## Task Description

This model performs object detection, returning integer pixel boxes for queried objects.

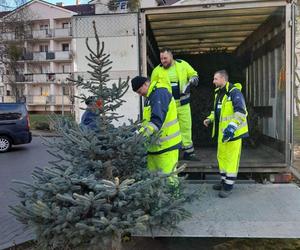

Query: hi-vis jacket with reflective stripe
[207,82,249,141]
[151,59,198,106]
[140,81,182,154]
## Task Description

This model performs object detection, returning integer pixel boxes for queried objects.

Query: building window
[62,64,71,73]
[6,90,10,96]
[62,43,69,51]
[63,86,69,95]
[62,22,69,29]
[40,24,48,30]
[40,24,49,35]
[39,44,49,52]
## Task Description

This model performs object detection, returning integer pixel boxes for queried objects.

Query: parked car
[0,103,32,152]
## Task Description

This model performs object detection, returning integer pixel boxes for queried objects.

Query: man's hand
[203,118,211,127]
[188,76,199,87]
[222,124,237,142]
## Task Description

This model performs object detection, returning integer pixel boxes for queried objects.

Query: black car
[0,103,32,152]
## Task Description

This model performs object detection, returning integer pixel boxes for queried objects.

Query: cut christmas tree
[10,21,198,250]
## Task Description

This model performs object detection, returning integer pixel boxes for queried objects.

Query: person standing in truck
[203,70,249,198]
[151,48,199,161]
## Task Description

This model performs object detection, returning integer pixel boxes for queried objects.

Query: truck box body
[73,0,299,174]
[140,0,297,173]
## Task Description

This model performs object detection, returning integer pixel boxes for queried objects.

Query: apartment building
[0,0,95,113]
[0,0,173,115]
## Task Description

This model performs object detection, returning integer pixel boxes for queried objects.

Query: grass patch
[29,114,74,131]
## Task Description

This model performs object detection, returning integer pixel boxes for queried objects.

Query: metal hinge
[139,28,144,36]
[288,20,294,27]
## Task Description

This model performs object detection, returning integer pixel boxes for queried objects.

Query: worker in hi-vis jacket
[204,70,249,198]
[151,48,199,161]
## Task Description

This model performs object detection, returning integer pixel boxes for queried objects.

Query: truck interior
[142,2,293,174]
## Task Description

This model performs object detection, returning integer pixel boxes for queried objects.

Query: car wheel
[0,136,12,152]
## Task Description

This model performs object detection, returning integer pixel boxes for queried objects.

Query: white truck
[73,0,299,175]
[71,1,300,239]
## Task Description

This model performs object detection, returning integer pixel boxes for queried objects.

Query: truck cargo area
[141,1,294,173]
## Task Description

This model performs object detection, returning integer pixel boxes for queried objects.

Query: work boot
[218,189,233,198]
[183,153,200,161]
[212,183,223,191]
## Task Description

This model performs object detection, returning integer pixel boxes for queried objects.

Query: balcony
[55,51,72,61]
[32,29,52,39]
[27,95,48,105]
[33,52,46,61]
[3,96,16,102]
[26,95,71,105]
[55,73,72,82]
[4,72,72,84]
[1,32,15,41]
[55,95,71,105]
[54,28,71,38]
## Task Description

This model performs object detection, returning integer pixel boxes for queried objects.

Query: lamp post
[61,80,64,116]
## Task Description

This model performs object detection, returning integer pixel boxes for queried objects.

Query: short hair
[214,70,228,81]
[160,47,173,55]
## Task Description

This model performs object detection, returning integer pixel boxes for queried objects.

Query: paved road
[0,137,55,249]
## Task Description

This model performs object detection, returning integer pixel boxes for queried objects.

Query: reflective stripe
[224,179,235,185]
[144,127,152,136]
[171,82,179,87]
[180,93,190,101]
[226,173,237,178]
[229,122,238,128]
[235,112,247,119]
[220,112,246,123]
[182,143,193,150]
[184,147,194,153]
[163,118,178,129]
[148,122,159,132]
[158,130,181,143]
[182,82,191,93]
[220,115,234,122]
[237,122,247,130]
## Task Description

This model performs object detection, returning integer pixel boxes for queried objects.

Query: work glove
[182,76,199,94]
[222,124,237,142]
[188,76,199,87]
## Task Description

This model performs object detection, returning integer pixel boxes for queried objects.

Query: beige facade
[0,0,77,113]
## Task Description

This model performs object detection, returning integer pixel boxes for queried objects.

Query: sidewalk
[31,129,59,137]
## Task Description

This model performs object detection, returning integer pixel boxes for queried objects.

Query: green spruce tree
[10,21,198,250]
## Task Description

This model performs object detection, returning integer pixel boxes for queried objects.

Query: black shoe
[183,153,200,161]
[218,189,233,198]
[212,183,223,191]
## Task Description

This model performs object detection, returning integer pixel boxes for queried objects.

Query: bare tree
[0,0,35,102]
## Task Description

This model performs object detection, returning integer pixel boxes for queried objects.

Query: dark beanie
[131,76,148,92]
[85,96,95,105]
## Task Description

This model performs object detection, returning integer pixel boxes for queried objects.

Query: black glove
[188,76,199,87]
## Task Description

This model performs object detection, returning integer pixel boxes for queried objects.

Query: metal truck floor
[183,145,286,173]
[137,183,300,238]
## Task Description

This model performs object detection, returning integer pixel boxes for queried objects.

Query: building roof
[63,4,95,15]
[0,1,95,19]
[0,11,11,18]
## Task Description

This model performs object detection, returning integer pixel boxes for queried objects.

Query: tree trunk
[111,232,122,250]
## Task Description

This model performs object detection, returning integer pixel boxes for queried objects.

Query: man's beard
[163,62,172,69]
